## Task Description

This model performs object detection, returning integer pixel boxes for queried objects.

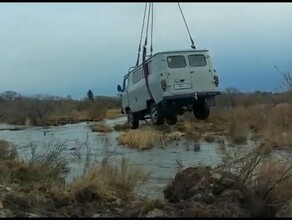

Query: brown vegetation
[91,123,114,133]
[113,122,129,131]
[0,140,148,217]
[0,94,121,126]
[118,128,165,150]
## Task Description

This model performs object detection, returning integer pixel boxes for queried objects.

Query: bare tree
[2,91,18,101]
[29,95,54,124]
[274,65,292,91]
[66,95,72,100]
[225,87,240,108]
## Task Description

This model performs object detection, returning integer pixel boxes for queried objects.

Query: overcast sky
[0,3,292,99]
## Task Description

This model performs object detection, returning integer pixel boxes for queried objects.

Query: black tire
[193,99,210,120]
[149,103,164,125]
[166,115,177,125]
[127,110,139,129]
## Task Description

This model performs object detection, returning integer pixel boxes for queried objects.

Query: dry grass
[106,109,123,119]
[118,128,165,150]
[113,122,129,131]
[0,140,10,160]
[229,119,248,145]
[0,138,151,217]
[0,97,120,126]
[69,157,149,200]
[165,132,184,142]
[176,115,194,132]
[0,140,69,211]
[86,102,107,121]
[172,101,292,151]
[251,159,292,206]
[257,104,292,149]
[91,123,113,133]
[217,144,292,216]
[203,134,216,143]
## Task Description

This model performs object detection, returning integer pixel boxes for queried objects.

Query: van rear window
[188,55,207,67]
[167,56,186,68]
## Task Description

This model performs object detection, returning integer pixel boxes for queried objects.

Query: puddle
[0,117,222,198]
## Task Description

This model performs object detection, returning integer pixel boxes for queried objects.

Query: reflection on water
[0,117,222,198]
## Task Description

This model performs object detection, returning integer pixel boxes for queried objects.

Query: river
[0,117,223,198]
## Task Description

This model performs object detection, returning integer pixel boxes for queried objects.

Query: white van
[117,49,220,129]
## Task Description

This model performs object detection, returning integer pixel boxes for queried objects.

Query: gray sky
[1,3,292,99]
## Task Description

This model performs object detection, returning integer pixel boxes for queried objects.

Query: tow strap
[135,3,196,101]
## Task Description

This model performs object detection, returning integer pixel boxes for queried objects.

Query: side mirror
[117,85,123,92]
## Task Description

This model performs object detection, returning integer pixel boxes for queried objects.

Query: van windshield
[188,55,207,67]
[167,56,186,68]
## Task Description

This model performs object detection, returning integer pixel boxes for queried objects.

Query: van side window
[132,68,142,84]
[188,55,207,67]
[123,76,128,91]
[167,56,186,68]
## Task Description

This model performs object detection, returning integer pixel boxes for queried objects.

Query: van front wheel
[149,103,164,125]
[127,111,139,129]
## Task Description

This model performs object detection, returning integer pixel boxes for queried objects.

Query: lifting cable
[144,2,152,51]
[142,2,154,100]
[150,3,154,56]
[136,3,148,66]
[177,3,196,49]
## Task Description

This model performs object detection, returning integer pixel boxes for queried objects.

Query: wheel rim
[150,106,158,123]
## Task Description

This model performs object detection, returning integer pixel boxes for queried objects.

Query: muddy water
[0,117,222,198]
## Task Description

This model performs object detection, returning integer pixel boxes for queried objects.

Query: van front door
[121,76,130,111]
[165,55,193,94]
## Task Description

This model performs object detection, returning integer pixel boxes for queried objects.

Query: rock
[221,190,243,200]
[25,213,39,218]
[145,209,165,217]
[115,198,122,206]
[222,178,236,188]
[93,214,101,218]
[5,187,12,192]
[212,183,225,195]
[203,193,215,204]
[189,186,199,196]
[192,194,203,202]
[183,207,209,217]
[211,172,222,181]
[74,186,100,202]
[0,209,12,217]
[164,166,211,202]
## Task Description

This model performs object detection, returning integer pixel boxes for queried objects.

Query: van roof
[125,49,210,78]
[154,49,209,56]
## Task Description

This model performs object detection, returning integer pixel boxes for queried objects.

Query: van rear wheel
[166,115,177,125]
[149,103,164,125]
[193,99,210,120]
[127,110,139,129]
